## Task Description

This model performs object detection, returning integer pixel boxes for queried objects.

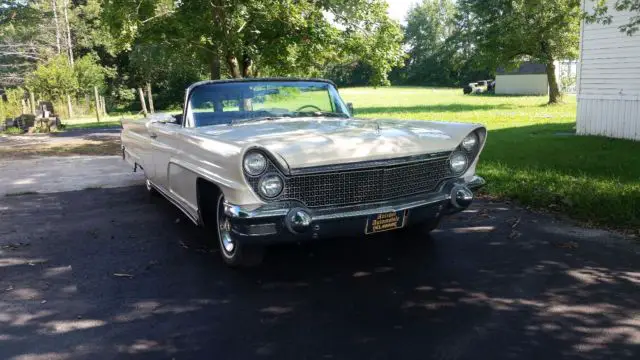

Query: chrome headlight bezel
[243,151,268,176]
[449,151,469,175]
[258,173,284,198]
[461,132,479,152]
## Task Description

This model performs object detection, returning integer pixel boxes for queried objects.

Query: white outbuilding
[577,0,640,141]
[495,63,549,96]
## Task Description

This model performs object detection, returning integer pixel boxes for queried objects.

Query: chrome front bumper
[223,176,485,243]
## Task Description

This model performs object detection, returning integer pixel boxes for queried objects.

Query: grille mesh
[285,157,451,207]
[244,156,452,208]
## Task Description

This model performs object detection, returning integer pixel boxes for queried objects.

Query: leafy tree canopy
[586,0,640,35]
[26,55,78,99]
[74,53,114,94]
[101,0,404,86]
[0,0,58,86]
[404,0,460,85]
[458,0,581,103]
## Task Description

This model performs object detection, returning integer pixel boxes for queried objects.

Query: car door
[147,120,182,191]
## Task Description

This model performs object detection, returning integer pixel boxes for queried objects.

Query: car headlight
[461,132,479,152]
[449,151,468,175]
[259,174,283,198]
[243,152,267,176]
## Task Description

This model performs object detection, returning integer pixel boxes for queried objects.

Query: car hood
[197,118,484,170]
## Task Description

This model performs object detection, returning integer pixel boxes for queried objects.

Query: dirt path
[0,155,144,196]
[0,128,121,160]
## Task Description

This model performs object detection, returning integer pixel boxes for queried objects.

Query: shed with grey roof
[495,62,549,95]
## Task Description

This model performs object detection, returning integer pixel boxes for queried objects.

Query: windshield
[187,80,350,127]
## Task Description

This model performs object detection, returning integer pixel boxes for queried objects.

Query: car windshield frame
[184,80,351,128]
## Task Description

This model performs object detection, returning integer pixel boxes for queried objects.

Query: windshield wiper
[293,111,349,118]
[230,114,295,125]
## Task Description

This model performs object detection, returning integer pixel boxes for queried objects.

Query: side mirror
[347,102,354,116]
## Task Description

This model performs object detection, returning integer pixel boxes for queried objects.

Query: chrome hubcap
[218,208,235,255]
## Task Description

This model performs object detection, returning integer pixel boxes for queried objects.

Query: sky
[386,0,420,23]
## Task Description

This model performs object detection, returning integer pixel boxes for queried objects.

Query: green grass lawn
[341,87,640,230]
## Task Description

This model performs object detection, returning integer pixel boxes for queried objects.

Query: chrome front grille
[282,156,452,208]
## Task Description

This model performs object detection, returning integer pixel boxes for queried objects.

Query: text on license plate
[365,210,408,234]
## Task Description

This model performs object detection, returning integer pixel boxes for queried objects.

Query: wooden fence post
[29,92,36,115]
[66,94,73,119]
[100,96,107,116]
[146,82,155,114]
[93,86,101,123]
[138,87,148,117]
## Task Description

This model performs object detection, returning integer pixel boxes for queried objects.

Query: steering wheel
[295,104,323,112]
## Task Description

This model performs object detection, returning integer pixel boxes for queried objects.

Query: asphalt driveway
[1,186,638,360]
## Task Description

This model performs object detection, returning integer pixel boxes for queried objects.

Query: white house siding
[577,0,640,140]
[495,74,549,95]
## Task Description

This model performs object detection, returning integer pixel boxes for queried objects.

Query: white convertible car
[121,78,487,267]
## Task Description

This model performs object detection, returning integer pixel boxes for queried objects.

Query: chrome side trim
[224,202,289,219]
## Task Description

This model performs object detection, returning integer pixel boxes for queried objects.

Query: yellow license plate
[365,210,408,234]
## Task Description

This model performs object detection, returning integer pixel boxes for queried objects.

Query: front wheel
[215,194,264,267]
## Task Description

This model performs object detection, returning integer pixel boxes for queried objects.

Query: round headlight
[449,152,468,175]
[259,174,283,198]
[461,133,479,152]
[243,152,267,176]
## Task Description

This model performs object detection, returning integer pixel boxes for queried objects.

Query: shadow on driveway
[0,187,638,360]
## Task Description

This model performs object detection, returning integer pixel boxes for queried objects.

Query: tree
[25,55,78,99]
[71,0,118,56]
[128,42,206,107]
[457,0,581,104]
[74,53,112,94]
[404,0,459,85]
[586,0,640,35]
[101,0,404,86]
[0,1,58,86]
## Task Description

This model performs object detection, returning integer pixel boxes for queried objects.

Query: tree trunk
[62,0,74,65]
[242,54,253,78]
[138,87,148,117]
[51,0,61,55]
[227,54,241,78]
[146,83,155,113]
[66,94,73,119]
[94,86,101,122]
[546,61,562,104]
[210,53,221,80]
